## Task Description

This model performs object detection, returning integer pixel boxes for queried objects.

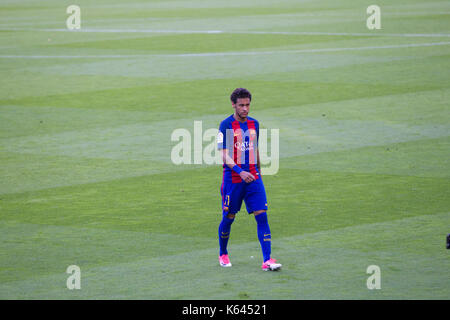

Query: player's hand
[239,171,256,183]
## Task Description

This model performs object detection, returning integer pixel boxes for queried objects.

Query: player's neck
[233,113,247,123]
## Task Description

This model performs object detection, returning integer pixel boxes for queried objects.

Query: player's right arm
[222,149,255,183]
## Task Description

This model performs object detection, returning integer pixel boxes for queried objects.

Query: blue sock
[218,213,234,256]
[255,212,271,262]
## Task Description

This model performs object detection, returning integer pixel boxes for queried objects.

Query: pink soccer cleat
[219,254,232,267]
[261,258,282,271]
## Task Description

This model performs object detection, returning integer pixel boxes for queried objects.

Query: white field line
[2,27,450,38]
[1,41,450,59]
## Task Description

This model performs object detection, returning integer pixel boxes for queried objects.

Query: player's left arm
[256,120,261,174]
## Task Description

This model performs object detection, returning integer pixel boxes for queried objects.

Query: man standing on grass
[216,88,282,271]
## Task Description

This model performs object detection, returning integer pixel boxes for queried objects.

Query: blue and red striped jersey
[217,114,260,183]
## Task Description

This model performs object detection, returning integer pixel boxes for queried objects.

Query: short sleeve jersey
[217,115,260,183]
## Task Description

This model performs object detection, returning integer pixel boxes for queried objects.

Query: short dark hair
[230,88,252,104]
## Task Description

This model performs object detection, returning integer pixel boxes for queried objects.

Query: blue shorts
[220,178,268,214]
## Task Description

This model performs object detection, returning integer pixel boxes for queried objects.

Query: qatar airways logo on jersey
[234,141,254,152]
[171,121,279,175]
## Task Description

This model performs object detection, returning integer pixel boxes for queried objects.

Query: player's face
[233,98,250,120]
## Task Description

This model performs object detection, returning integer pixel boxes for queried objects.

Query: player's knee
[227,213,235,219]
[253,210,266,216]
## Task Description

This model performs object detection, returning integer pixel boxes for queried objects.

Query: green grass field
[0,0,449,299]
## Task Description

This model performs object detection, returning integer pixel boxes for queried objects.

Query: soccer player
[216,88,282,271]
